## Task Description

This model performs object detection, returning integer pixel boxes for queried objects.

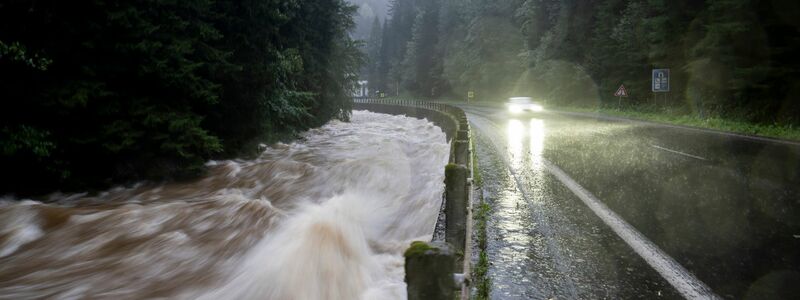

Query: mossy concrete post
[405,241,456,300]
[457,129,469,141]
[445,164,468,257]
[455,126,470,167]
[454,140,469,166]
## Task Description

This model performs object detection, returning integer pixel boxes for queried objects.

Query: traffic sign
[467,91,474,98]
[652,69,670,92]
[614,84,628,97]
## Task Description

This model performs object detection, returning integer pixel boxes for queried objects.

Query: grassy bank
[556,105,800,142]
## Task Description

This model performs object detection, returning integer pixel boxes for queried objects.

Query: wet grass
[473,200,491,300]
[471,139,491,300]
[471,139,482,187]
[557,105,800,141]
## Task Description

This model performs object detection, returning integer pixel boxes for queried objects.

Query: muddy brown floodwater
[0,111,449,300]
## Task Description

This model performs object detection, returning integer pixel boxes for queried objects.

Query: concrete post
[445,164,468,258]
[454,140,469,166]
[457,130,469,141]
[405,241,456,300]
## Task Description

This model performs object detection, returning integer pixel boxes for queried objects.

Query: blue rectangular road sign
[652,69,670,92]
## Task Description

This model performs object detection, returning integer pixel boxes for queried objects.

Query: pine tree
[367,16,383,94]
[0,0,362,195]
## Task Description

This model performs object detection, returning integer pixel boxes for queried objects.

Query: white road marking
[545,162,720,300]
[651,144,708,161]
[467,112,721,300]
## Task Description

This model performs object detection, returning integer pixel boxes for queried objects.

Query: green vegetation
[470,139,491,300]
[0,1,362,195]
[0,40,52,70]
[367,0,800,132]
[473,251,491,300]
[471,141,482,187]
[445,163,462,173]
[404,241,439,257]
[473,201,491,299]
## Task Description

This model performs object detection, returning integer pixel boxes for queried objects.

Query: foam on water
[0,111,449,299]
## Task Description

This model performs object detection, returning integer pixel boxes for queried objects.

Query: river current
[0,111,449,300]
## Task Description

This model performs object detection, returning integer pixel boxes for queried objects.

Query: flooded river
[0,111,449,300]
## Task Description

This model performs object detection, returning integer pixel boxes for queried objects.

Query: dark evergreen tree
[0,0,362,195]
[367,16,383,94]
[364,0,800,123]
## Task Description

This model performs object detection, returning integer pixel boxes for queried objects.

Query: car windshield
[509,97,532,104]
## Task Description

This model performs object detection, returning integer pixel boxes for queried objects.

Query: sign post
[614,84,628,107]
[652,69,670,105]
[467,91,474,102]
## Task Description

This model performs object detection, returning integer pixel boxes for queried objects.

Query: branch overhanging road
[458,102,800,299]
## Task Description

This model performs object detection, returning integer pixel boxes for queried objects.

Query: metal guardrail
[353,98,473,300]
[354,98,464,123]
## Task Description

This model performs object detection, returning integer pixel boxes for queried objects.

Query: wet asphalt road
[460,103,800,299]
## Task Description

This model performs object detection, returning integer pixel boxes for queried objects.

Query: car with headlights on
[506,97,543,113]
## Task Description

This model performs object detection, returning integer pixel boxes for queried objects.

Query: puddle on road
[469,113,681,299]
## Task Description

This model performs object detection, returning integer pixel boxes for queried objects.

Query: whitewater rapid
[0,111,450,299]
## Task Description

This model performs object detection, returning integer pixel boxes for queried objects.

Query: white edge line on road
[543,161,720,300]
[651,144,709,161]
[465,111,720,300]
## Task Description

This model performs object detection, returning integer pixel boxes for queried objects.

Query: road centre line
[467,112,720,300]
[651,144,708,161]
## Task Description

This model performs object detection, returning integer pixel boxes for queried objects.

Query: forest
[0,0,361,195]
[3,0,800,195]
[365,0,800,126]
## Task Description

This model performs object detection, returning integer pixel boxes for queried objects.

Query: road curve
[461,103,800,299]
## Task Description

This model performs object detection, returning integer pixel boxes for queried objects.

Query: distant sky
[346,0,391,40]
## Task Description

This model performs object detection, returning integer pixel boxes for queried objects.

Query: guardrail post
[454,140,469,166]
[456,129,469,141]
[445,164,468,260]
[405,241,455,300]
